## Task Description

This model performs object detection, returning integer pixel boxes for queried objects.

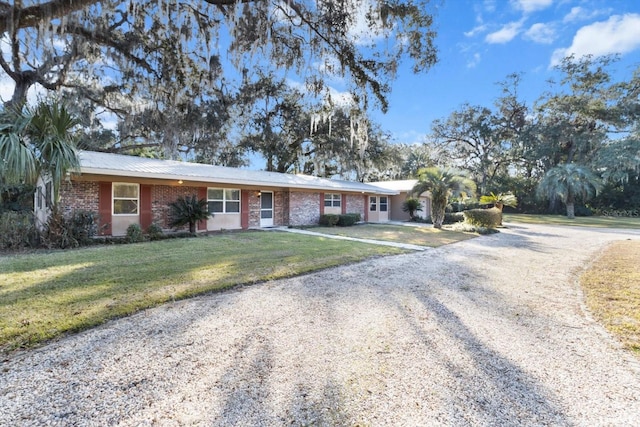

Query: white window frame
[207,187,241,214]
[369,196,377,212]
[112,183,139,216]
[324,193,341,208]
[379,196,388,212]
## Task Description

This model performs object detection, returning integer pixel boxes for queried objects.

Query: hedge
[337,213,361,226]
[319,213,362,227]
[463,207,501,229]
[319,214,340,226]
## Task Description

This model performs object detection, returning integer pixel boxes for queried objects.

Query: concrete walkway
[270,225,431,251]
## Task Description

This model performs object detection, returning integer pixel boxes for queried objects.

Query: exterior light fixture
[178,180,183,184]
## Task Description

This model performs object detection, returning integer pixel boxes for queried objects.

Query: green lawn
[310,223,477,247]
[0,231,406,352]
[580,241,640,356]
[504,213,640,229]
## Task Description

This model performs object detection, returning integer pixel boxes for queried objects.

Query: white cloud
[485,20,524,44]
[551,13,640,66]
[467,52,481,68]
[464,24,488,37]
[562,6,610,23]
[511,0,553,13]
[524,22,556,44]
[483,0,497,13]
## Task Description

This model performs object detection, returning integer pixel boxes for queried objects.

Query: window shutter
[140,185,152,230]
[98,182,112,236]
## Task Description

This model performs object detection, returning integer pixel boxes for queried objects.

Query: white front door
[260,191,274,227]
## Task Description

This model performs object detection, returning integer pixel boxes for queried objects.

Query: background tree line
[426,55,640,215]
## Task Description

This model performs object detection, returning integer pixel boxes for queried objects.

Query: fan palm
[401,197,423,220]
[0,101,80,202]
[479,192,518,225]
[412,167,476,229]
[168,195,212,234]
[537,163,602,219]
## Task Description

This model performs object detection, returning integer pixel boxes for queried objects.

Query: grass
[0,231,406,353]
[504,213,640,229]
[309,223,477,247]
[580,240,640,356]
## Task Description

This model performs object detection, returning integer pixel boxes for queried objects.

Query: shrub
[449,222,500,235]
[402,198,423,219]
[40,209,98,249]
[42,208,77,249]
[0,211,39,250]
[443,212,465,224]
[574,205,593,217]
[168,194,211,233]
[146,223,164,240]
[337,213,361,226]
[68,210,98,246]
[125,223,144,243]
[319,214,339,226]
[463,208,501,229]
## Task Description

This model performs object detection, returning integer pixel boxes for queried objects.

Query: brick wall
[58,181,100,217]
[151,185,202,230]
[345,194,365,219]
[289,191,321,226]
[248,191,261,228]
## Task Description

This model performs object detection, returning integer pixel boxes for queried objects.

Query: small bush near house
[0,211,38,250]
[319,214,340,226]
[41,209,99,249]
[444,212,465,224]
[42,209,76,249]
[402,198,423,219]
[126,223,144,243]
[68,210,99,246]
[168,195,211,234]
[463,208,502,229]
[146,223,164,240]
[337,213,361,226]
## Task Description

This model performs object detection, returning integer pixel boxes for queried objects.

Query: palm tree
[411,167,476,229]
[0,101,80,202]
[537,163,602,219]
[168,195,212,234]
[401,197,423,220]
[479,192,518,225]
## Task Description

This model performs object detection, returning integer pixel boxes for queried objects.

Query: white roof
[367,180,418,192]
[78,151,397,195]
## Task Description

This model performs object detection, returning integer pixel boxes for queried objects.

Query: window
[207,188,240,213]
[113,183,139,215]
[45,181,52,208]
[36,186,43,209]
[380,196,388,212]
[324,193,341,208]
[369,196,377,212]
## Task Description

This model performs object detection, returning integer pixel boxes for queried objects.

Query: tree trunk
[566,203,575,219]
[496,202,504,225]
[189,221,196,233]
[431,199,446,229]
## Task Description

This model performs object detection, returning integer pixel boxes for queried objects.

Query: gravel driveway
[2,223,640,426]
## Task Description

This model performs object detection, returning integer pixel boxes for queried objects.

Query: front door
[260,191,274,227]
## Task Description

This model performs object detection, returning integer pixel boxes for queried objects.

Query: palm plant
[168,195,212,233]
[412,167,476,229]
[479,192,518,225]
[0,101,80,202]
[537,163,602,219]
[401,197,423,220]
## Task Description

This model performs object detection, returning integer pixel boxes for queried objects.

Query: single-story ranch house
[36,151,403,236]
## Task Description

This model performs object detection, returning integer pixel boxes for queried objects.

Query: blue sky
[372,0,640,144]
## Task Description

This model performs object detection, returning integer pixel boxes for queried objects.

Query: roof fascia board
[79,166,397,195]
